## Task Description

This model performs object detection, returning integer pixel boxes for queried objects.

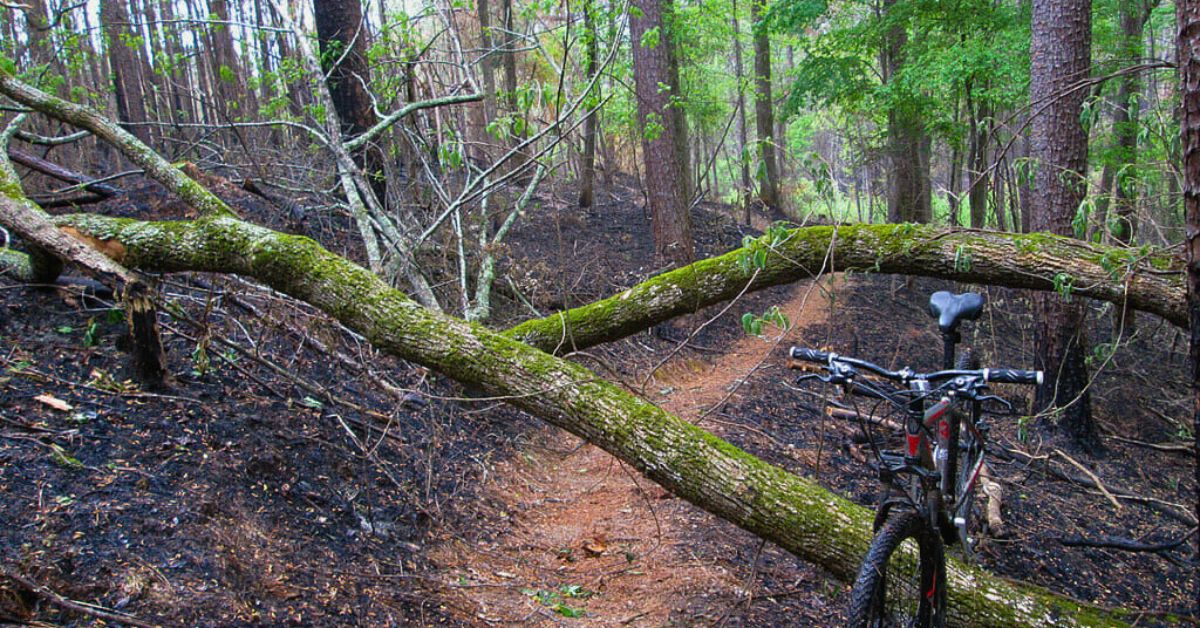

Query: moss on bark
[504,224,1184,353]
[50,212,1147,626]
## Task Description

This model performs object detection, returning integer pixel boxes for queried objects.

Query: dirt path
[431,276,841,624]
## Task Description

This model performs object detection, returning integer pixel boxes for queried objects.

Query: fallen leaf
[35,394,73,412]
[582,535,607,556]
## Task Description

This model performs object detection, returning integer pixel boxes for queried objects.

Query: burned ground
[0,172,1194,625]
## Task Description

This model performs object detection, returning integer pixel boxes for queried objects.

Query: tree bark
[505,224,1185,354]
[313,0,387,203]
[1030,0,1096,449]
[732,0,752,224]
[630,0,694,267]
[1175,0,1200,614]
[38,207,1141,627]
[664,4,692,203]
[751,0,780,211]
[578,0,600,209]
[100,0,151,146]
[967,83,992,229]
[881,0,931,223]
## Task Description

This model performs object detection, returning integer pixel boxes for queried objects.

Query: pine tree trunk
[1030,0,1096,449]
[1176,0,1200,614]
[100,0,151,146]
[578,0,599,208]
[732,0,752,224]
[750,0,780,210]
[881,0,931,223]
[630,0,694,267]
[664,2,692,203]
[313,0,386,203]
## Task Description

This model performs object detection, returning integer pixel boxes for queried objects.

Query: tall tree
[1106,0,1154,337]
[751,0,781,210]
[664,4,692,201]
[1110,0,1153,246]
[1029,0,1095,449]
[100,0,151,146]
[313,0,385,201]
[1177,0,1200,613]
[732,0,752,223]
[881,0,931,223]
[630,0,694,267]
[578,0,600,208]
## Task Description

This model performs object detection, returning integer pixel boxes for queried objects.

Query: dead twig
[1054,449,1121,511]
[999,445,1196,525]
[1105,433,1194,455]
[2,570,155,627]
[1057,526,1197,554]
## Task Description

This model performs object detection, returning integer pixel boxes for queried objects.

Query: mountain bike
[788,291,1042,627]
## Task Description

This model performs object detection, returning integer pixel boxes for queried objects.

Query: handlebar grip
[985,368,1043,385]
[789,347,832,363]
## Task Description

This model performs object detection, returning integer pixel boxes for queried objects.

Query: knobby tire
[848,510,947,628]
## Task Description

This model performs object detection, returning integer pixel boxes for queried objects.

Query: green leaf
[49,443,83,469]
[551,603,585,618]
[741,312,756,334]
[640,26,660,49]
[752,248,768,269]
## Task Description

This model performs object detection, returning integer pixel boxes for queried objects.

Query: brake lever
[976,394,1015,414]
[796,372,844,385]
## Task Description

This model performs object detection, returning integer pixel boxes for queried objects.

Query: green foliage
[49,443,83,469]
[521,587,588,617]
[82,318,100,348]
[1052,272,1075,302]
[741,305,791,336]
[1073,198,1093,239]
[1085,341,1116,369]
[191,342,211,378]
[953,244,972,273]
[640,26,661,49]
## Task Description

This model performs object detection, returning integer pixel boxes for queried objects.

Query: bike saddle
[928,291,984,333]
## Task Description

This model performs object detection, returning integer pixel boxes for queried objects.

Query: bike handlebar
[788,346,1042,386]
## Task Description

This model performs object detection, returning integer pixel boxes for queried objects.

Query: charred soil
[0,172,1194,625]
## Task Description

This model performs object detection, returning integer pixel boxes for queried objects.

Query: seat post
[941,329,960,371]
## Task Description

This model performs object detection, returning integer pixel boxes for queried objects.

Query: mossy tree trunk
[0,63,1177,624]
[505,225,1185,355]
[0,172,168,387]
[14,206,1150,626]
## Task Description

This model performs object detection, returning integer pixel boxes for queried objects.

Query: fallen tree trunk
[7,148,122,197]
[0,62,1168,625]
[505,225,1185,353]
[0,130,167,386]
[0,70,234,220]
[39,210,1136,626]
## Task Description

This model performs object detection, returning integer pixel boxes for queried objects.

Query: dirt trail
[432,276,842,624]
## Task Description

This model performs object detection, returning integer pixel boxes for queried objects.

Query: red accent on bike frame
[926,570,938,600]
[938,419,950,440]
[906,433,920,457]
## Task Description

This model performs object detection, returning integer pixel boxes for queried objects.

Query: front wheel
[849,510,947,628]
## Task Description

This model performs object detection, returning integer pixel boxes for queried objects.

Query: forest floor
[0,171,1195,625]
